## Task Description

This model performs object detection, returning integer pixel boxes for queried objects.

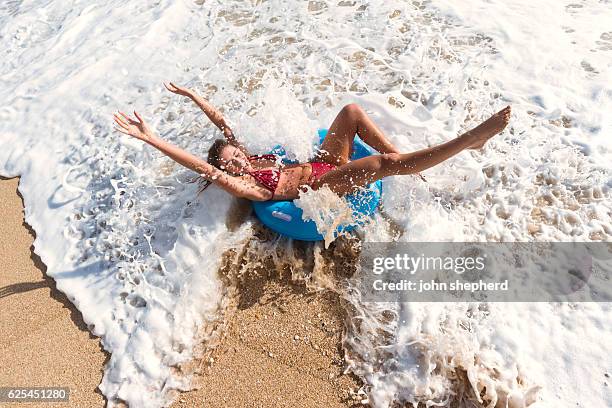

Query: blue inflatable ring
[251,129,383,241]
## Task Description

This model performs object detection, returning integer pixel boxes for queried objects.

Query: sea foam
[1,0,610,407]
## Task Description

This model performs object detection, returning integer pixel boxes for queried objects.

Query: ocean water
[1,0,610,407]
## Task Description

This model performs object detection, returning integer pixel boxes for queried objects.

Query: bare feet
[465,106,511,149]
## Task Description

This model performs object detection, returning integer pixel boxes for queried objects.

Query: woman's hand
[113,111,155,142]
[163,82,193,98]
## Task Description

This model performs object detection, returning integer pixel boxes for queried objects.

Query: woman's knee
[380,153,401,166]
[341,103,363,119]
[361,154,397,174]
[378,153,402,173]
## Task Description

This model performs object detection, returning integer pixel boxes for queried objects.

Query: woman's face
[218,145,251,174]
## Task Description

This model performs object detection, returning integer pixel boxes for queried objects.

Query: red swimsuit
[247,154,336,195]
[247,154,281,193]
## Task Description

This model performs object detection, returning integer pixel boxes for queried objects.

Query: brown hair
[193,139,231,194]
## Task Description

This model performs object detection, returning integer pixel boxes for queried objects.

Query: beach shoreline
[0,176,108,407]
[1,176,362,408]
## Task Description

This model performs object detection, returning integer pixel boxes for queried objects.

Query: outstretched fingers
[113,114,130,131]
[164,82,181,93]
[133,110,144,123]
[113,116,129,135]
[119,111,138,125]
[113,112,136,136]
[113,113,127,126]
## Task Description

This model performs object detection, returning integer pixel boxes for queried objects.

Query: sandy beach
[172,276,363,408]
[0,177,107,407]
[1,177,362,407]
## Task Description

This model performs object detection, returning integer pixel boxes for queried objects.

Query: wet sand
[172,273,364,408]
[0,177,107,407]
[1,176,362,408]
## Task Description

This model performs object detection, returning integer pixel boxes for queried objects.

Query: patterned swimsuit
[247,154,336,195]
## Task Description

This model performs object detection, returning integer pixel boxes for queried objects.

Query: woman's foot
[465,106,511,149]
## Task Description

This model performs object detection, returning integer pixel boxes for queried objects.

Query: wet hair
[193,139,231,194]
[207,139,230,169]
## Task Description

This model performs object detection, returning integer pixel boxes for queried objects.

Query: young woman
[113,82,511,201]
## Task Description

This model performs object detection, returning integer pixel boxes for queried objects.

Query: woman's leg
[311,106,511,195]
[316,103,401,165]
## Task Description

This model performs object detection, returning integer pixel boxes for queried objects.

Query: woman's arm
[163,82,250,155]
[148,135,271,200]
[113,110,271,201]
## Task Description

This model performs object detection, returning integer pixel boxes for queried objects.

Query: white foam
[1,0,610,406]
